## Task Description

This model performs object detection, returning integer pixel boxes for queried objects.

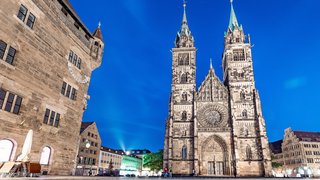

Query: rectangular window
[61,7,68,16]
[74,22,80,29]
[77,58,81,69]
[0,40,7,59]
[4,93,14,112]
[13,96,22,114]
[17,5,28,22]
[71,88,76,100]
[54,113,60,127]
[73,54,78,66]
[68,51,73,62]
[26,13,36,29]
[0,89,6,109]
[5,47,16,65]
[43,109,50,124]
[61,82,67,95]
[66,85,71,97]
[49,111,55,126]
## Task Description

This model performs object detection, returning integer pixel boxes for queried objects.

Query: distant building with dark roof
[76,122,101,176]
[98,146,124,175]
[270,128,320,177]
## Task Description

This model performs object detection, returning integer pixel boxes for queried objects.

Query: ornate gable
[197,68,228,102]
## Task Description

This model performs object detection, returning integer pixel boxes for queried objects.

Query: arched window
[246,145,252,160]
[178,59,184,65]
[240,91,245,100]
[181,145,187,160]
[242,110,248,118]
[0,139,14,162]
[184,59,189,65]
[182,92,187,102]
[181,111,187,120]
[40,146,51,165]
[180,73,188,84]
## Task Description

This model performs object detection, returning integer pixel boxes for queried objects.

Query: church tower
[163,1,196,175]
[222,0,272,176]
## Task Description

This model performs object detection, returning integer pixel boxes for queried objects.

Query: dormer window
[74,22,80,29]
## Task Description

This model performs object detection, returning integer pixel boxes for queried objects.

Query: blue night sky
[69,0,320,152]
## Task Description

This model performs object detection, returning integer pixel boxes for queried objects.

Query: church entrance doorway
[201,135,230,176]
[208,161,224,176]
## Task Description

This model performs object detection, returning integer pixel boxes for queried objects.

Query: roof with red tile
[293,131,320,142]
[93,27,103,41]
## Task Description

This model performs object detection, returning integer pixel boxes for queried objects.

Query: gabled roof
[293,131,320,142]
[197,66,227,101]
[269,140,283,154]
[80,122,94,134]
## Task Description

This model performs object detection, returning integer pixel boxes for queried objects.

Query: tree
[143,150,163,171]
[272,162,283,168]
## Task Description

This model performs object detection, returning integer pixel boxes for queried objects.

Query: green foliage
[142,149,163,171]
[272,162,283,168]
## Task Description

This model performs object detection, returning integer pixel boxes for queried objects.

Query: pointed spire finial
[210,58,213,69]
[98,21,101,28]
[182,0,187,24]
[228,0,239,31]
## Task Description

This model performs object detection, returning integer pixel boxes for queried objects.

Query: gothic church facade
[163,2,272,177]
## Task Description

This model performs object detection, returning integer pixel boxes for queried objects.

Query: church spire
[210,58,213,69]
[228,0,239,31]
[182,0,188,29]
[175,0,194,48]
[93,21,103,41]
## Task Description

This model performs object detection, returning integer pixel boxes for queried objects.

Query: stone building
[98,146,123,175]
[76,122,101,176]
[270,128,320,177]
[0,0,104,175]
[163,1,271,177]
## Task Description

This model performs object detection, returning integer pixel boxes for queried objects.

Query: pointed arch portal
[200,135,231,176]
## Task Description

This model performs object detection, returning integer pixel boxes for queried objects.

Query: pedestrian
[89,169,92,176]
